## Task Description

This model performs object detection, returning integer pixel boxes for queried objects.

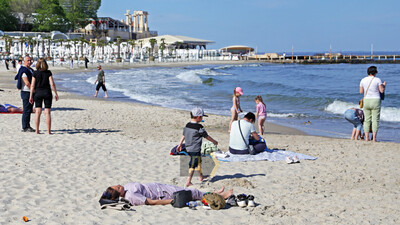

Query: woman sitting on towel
[100,182,233,206]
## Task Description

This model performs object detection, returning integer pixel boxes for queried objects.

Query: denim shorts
[344,109,363,131]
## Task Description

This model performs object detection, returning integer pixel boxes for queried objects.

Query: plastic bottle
[186,201,197,209]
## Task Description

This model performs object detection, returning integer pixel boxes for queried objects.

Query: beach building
[220,45,255,60]
[137,35,214,50]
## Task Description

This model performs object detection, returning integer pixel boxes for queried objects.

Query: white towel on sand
[216,149,317,162]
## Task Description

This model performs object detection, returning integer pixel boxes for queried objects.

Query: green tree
[159,38,166,58]
[59,0,101,30]
[33,0,69,32]
[0,0,18,30]
[9,0,40,30]
[149,38,157,57]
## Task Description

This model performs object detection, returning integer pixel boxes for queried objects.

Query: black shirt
[33,70,52,92]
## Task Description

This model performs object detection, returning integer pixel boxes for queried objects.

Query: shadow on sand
[210,173,266,182]
[54,128,121,134]
[52,107,85,111]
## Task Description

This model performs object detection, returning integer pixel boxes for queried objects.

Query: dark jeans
[229,142,266,155]
[21,91,33,129]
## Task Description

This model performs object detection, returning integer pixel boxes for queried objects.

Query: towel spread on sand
[216,149,317,162]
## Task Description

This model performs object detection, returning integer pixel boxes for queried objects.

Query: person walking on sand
[177,107,218,187]
[255,95,267,135]
[84,56,89,69]
[229,87,243,132]
[29,58,59,134]
[94,65,108,98]
[359,66,386,142]
[15,56,35,132]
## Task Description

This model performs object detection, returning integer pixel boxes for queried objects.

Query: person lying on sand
[0,104,36,113]
[100,181,233,206]
[0,104,23,113]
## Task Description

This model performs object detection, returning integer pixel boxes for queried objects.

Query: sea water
[56,62,400,143]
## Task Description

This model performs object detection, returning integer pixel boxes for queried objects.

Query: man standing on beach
[93,65,108,98]
[15,56,35,132]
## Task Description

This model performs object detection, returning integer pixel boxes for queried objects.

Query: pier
[248,54,400,64]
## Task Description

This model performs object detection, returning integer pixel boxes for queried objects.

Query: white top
[21,74,30,92]
[360,76,382,99]
[229,120,256,150]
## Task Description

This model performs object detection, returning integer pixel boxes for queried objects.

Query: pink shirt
[256,103,266,117]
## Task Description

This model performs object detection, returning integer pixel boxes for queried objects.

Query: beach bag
[171,190,192,208]
[359,99,364,108]
[201,193,226,210]
[201,141,219,155]
[170,144,187,155]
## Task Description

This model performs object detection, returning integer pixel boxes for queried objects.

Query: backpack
[170,144,187,155]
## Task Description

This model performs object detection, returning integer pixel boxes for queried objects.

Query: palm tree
[149,38,157,57]
[27,36,34,56]
[90,42,96,58]
[72,38,79,58]
[116,36,122,61]
[79,36,88,58]
[42,36,52,58]
[159,38,166,58]
[19,36,28,56]
[2,35,11,54]
[97,39,106,59]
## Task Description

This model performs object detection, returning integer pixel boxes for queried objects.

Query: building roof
[138,35,214,45]
[220,45,254,51]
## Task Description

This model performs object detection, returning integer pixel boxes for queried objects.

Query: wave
[176,70,203,84]
[216,64,262,70]
[325,100,400,122]
[268,112,306,118]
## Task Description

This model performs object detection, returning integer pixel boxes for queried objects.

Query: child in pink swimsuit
[255,95,266,135]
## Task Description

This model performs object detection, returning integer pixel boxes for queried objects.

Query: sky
[98,0,400,53]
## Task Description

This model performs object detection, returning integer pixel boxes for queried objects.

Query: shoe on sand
[292,156,300,163]
[226,195,237,206]
[286,156,294,164]
[237,194,247,207]
[247,195,255,207]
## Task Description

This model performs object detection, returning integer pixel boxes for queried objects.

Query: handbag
[238,120,256,155]
[360,77,374,108]
[170,190,192,208]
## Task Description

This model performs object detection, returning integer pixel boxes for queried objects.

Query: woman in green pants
[359,66,386,142]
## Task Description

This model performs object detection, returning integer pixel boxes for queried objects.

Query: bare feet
[93,95,97,98]
[220,189,234,199]
[215,186,225,194]
[185,182,193,187]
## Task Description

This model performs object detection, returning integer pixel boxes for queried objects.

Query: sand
[0,62,399,224]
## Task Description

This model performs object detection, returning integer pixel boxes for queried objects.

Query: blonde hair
[36,58,49,72]
[254,95,265,106]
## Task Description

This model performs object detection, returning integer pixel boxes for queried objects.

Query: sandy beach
[0,62,399,225]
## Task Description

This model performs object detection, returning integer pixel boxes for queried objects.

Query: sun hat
[191,107,208,117]
[235,87,244,95]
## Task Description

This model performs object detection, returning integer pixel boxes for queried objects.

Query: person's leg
[34,108,42,134]
[370,99,381,142]
[44,108,51,134]
[228,108,238,132]
[102,84,108,98]
[21,91,33,130]
[351,128,357,140]
[94,83,100,97]
[363,100,372,141]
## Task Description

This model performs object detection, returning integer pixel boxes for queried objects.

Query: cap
[191,107,208,117]
[235,87,244,95]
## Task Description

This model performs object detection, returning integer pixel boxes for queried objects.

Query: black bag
[171,190,192,208]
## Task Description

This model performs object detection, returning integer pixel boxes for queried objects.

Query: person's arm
[251,131,260,141]
[232,96,238,112]
[237,98,242,112]
[22,75,31,90]
[205,135,218,146]
[49,76,59,101]
[379,81,386,93]
[145,198,173,205]
[177,135,185,152]
[256,104,260,118]
[359,86,364,94]
[29,77,36,104]
[102,73,105,83]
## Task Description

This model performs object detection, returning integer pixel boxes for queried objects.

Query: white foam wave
[325,100,400,122]
[268,112,305,118]
[176,71,203,84]
[197,68,231,76]
[216,64,262,70]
